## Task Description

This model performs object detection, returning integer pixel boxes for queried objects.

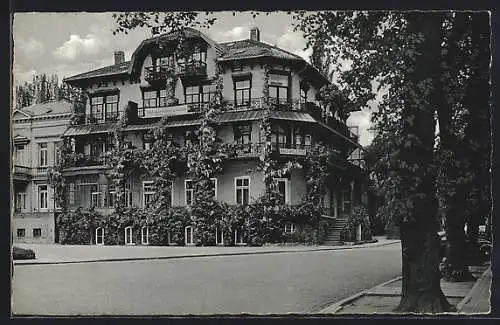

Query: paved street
[12,244,401,315]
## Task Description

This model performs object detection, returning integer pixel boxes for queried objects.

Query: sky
[12,11,374,146]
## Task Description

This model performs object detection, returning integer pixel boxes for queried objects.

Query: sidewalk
[13,236,399,265]
[318,263,491,315]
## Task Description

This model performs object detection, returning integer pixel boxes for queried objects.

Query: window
[271,125,288,149]
[33,228,42,238]
[143,181,155,207]
[185,84,215,107]
[234,124,252,153]
[234,227,245,244]
[300,87,308,104]
[269,72,289,104]
[69,183,75,206]
[141,226,149,245]
[143,89,167,108]
[342,189,351,213]
[234,78,251,107]
[294,131,312,149]
[15,145,25,165]
[210,178,217,199]
[185,179,194,206]
[15,192,27,212]
[38,185,48,209]
[95,227,104,245]
[284,222,297,234]
[185,226,194,245]
[90,185,102,208]
[215,227,224,245]
[155,56,174,67]
[90,94,119,122]
[39,143,48,167]
[17,229,25,238]
[125,226,133,245]
[275,178,288,205]
[107,186,116,208]
[235,177,250,205]
[125,181,133,207]
[178,48,207,66]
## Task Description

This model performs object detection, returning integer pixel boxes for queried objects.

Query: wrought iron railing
[86,114,119,124]
[144,64,175,83]
[137,103,203,118]
[223,97,304,112]
[177,60,207,76]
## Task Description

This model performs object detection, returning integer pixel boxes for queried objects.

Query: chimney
[250,27,260,42]
[114,51,125,65]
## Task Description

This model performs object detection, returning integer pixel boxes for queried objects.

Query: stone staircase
[322,217,349,246]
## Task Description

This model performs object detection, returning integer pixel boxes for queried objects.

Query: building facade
[61,27,367,245]
[12,100,73,243]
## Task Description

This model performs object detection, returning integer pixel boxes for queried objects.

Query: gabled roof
[13,100,73,118]
[219,39,304,62]
[63,61,131,83]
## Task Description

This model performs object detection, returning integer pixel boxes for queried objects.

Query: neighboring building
[12,100,73,243]
[62,27,367,245]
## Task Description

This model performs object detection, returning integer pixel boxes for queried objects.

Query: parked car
[13,246,36,260]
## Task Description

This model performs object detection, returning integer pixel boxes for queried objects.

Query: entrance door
[95,227,104,245]
[125,226,133,245]
[185,226,193,245]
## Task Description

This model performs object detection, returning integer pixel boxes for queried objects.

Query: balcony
[275,143,311,156]
[137,103,203,118]
[87,114,119,125]
[177,60,207,78]
[35,166,49,174]
[234,143,264,158]
[13,165,31,181]
[223,97,304,112]
[144,64,175,85]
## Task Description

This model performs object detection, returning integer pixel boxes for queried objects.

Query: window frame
[124,226,134,245]
[95,227,105,245]
[184,226,194,245]
[125,181,133,207]
[268,71,290,104]
[284,222,297,234]
[90,92,120,122]
[185,179,194,206]
[33,228,42,238]
[90,186,102,208]
[38,184,48,210]
[15,144,25,165]
[142,181,155,207]
[17,228,25,238]
[184,83,216,107]
[141,226,150,245]
[16,192,27,212]
[142,88,167,108]
[234,227,245,245]
[234,123,252,153]
[215,227,224,245]
[275,178,289,205]
[341,189,351,213]
[233,77,252,107]
[234,176,250,205]
[38,143,48,167]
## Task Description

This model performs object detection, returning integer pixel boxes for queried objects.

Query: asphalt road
[12,244,401,315]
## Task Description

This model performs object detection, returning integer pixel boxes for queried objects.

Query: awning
[63,123,118,137]
[268,111,316,123]
[217,110,266,123]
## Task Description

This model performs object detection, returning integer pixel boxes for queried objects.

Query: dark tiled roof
[17,100,73,117]
[63,123,118,137]
[63,61,131,82]
[219,39,304,62]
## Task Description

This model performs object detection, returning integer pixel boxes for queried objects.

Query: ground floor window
[96,227,104,245]
[284,222,297,234]
[235,176,250,205]
[275,178,288,205]
[234,227,245,245]
[125,226,133,245]
[185,226,194,245]
[17,228,25,238]
[141,226,149,245]
[215,227,224,245]
[341,189,351,214]
[33,228,42,238]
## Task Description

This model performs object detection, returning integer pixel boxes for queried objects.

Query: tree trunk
[395,13,454,313]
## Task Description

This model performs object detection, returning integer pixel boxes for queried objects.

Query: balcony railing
[223,97,304,112]
[137,103,203,118]
[87,114,119,124]
[144,64,175,84]
[276,144,311,156]
[36,166,49,174]
[234,143,265,158]
[14,165,31,175]
[177,60,207,77]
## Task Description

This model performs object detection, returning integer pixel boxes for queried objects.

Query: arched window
[185,226,194,245]
[95,227,104,245]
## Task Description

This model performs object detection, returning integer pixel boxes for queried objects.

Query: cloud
[347,110,374,147]
[53,33,104,61]
[219,26,247,41]
[15,37,44,58]
[277,29,304,51]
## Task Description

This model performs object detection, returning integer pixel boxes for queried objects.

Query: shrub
[340,206,372,242]
[13,246,36,260]
[57,208,93,245]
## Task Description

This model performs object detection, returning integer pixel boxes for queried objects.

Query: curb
[456,266,491,313]
[14,240,400,266]
[317,276,403,314]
